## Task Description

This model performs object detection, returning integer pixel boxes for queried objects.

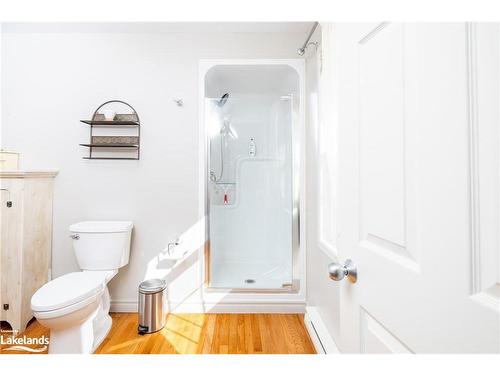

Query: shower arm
[297,22,319,56]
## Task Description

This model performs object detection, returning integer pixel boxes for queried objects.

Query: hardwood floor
[1,313,316,354]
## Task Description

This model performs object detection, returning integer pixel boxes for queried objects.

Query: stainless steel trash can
[138,279,167,335]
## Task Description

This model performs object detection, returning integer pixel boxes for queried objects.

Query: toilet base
[44,286,113,354]
[92,314,112,352]
[49,309,98,354]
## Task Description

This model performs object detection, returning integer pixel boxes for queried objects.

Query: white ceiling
[2,22,315,34]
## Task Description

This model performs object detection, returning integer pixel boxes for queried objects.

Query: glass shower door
[207,95,293,289]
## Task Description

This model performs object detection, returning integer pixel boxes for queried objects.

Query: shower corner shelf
[79,100,141,160]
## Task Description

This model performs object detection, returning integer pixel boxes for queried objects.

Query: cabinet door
[20,178,53,329]
[0,178,24,332]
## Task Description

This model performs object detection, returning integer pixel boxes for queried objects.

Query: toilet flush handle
[70,233,80,240]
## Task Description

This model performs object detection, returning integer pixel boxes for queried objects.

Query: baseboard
[110,300,306,314]
[110,300,139,313]
[304,306,340,354]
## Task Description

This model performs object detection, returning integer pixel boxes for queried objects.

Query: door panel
[333,23,499,353]
[359,23,406,251]
[360,309,412,354]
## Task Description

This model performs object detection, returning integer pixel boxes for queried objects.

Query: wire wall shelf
[79,100,140,160]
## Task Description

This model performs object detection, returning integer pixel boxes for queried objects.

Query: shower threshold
[208,260,296,292]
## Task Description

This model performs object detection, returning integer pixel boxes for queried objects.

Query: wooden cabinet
[0,171,57,333]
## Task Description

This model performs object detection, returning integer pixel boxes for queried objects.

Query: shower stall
[200,60,304,293]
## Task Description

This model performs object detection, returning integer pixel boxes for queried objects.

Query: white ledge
[0,170,59,178]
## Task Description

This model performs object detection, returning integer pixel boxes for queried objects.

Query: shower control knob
[328,259,357,283]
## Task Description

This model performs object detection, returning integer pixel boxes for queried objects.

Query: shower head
[297,47,306,56]
[217,93,229,107]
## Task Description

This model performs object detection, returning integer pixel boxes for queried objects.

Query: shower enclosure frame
[198,59,306,310]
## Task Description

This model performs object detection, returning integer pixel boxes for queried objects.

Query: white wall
[1,26,302,310]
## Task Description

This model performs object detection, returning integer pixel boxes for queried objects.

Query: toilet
[31,221,133,354]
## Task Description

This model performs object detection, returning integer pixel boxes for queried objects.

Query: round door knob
[328,262,345,281]
[328,259,357,283]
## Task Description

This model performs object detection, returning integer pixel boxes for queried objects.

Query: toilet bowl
[31,221,133,354]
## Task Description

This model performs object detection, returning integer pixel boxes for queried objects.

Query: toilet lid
[31,272,105,312]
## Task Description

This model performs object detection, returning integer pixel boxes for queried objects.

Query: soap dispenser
[249,138,256,157]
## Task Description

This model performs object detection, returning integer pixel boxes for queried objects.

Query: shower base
[209,260,292,290]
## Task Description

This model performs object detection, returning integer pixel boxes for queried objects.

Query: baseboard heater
[304,306,340,354]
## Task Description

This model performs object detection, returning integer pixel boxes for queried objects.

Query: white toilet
[31,221,133,354]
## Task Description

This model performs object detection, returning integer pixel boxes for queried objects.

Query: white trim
[304,306,340,354]
[304,314,326,354]
[0,170,58,178]
[110,299,306,314]
[466,22,482,295]
[110,300,139,313]
[316,24,339,262]
[201,291,306,304]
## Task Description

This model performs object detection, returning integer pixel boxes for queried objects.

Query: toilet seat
[33,292,103,320]
[31,272,105,313]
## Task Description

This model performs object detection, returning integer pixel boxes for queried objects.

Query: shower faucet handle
[167,239,180,255]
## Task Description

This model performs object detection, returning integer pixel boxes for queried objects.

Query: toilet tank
[70,221,133,271]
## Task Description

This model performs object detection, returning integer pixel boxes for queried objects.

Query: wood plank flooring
[1,313,316,354]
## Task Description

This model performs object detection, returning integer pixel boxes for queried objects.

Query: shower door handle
[328,259,357,283]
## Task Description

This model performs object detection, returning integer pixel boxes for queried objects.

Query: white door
[329,23,500,353]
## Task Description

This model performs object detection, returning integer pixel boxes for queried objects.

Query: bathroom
[0,22,315,354]
[1,3,500,369]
